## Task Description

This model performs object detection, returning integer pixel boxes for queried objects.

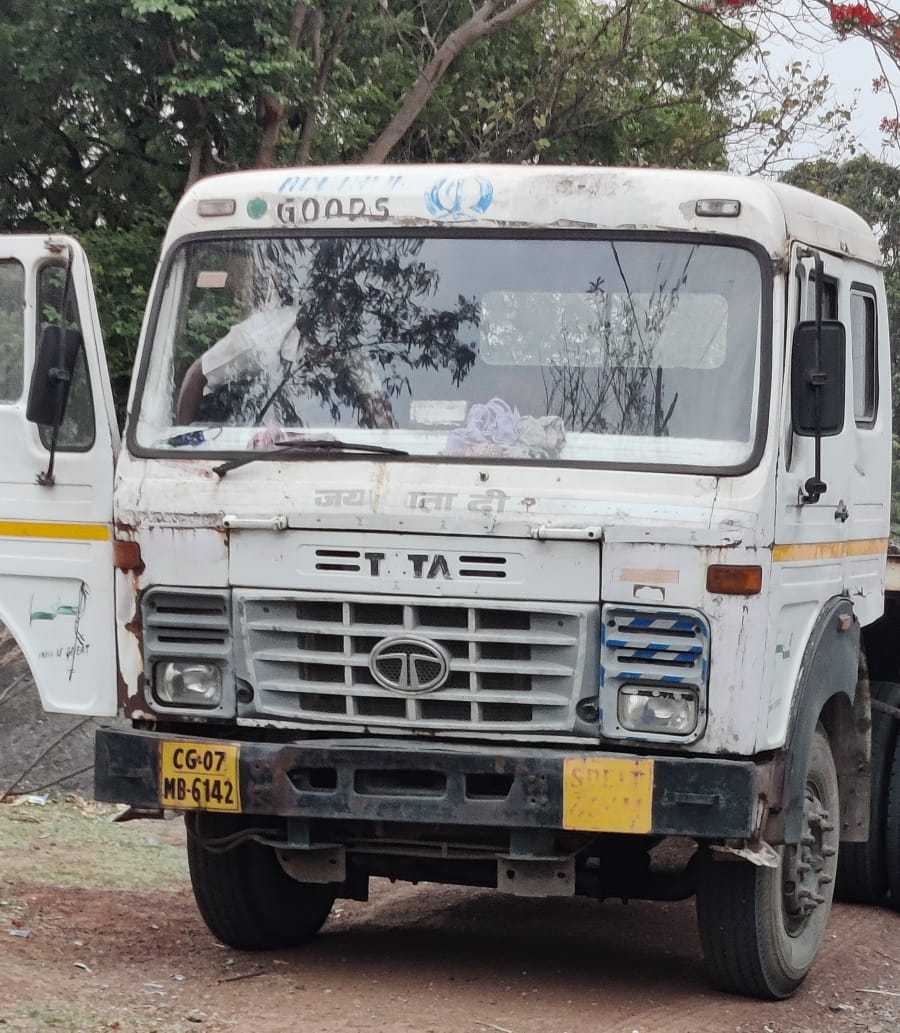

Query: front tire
[186,814,336,950]
[696,727,839,999]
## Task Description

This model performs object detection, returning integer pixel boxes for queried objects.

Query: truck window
[134,235,766,473]
[802,274,838,321]
[0,260,25,401]
[36,263,96,450]
[849,287,876,424]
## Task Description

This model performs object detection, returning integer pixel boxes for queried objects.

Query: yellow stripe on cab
[773,538,888,563]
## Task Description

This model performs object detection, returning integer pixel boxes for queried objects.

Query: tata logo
[364,552,452,579]
[369,636,451,694]
[425,177,494,222]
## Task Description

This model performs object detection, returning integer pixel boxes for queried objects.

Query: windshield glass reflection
[135,235,763,468]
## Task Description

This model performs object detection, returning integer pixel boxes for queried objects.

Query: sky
[808,30,899,157]
[730,2,900,171]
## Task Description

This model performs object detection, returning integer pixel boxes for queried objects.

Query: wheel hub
[782,784,837,932]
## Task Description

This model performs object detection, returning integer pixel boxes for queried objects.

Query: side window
[804,274,838,320]
[37,264,95,450]
[849,287,877,424]
[0,261,25,401]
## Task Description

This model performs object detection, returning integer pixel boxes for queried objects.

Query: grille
[141,588,234,718]
[237,592,590,732]
[600,606,709,691]
[143,589,231,655]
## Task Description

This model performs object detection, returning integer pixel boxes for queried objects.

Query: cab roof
[167,164,882,267]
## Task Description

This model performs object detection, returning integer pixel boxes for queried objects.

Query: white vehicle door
[777,246,853,547]
[0,236,119,715]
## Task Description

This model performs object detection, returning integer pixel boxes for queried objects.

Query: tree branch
[363,0,545,164]
[256,2,312,168]
[295,3,354,165]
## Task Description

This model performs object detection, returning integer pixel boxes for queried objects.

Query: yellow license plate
[160,741,241,812]
[562,757,654,833]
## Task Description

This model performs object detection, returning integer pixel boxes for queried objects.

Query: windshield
[133,234,765,469]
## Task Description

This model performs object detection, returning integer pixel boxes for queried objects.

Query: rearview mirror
[26,325,83,427]
[790,320,845,437]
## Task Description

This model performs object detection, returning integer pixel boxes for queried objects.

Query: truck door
[777,246,853,548]
[776,245,890,627]
[0,236,119,715]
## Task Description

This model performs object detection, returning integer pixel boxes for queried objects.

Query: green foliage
[358,0,752,168]
[0,0,798,416]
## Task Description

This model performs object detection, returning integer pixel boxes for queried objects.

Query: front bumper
[95,726,763,840]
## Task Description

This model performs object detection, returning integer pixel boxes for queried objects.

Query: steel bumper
[95,726,762,839]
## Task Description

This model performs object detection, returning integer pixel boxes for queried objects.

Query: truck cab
[2,165,896,1000]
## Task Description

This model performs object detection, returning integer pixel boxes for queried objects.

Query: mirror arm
[797,247,827,505]
[36,246,75,487]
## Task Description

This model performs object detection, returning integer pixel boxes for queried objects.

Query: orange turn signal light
[706,564,762,595]
[114,540,144,572]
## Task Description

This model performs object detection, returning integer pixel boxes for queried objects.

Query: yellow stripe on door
[0,520,111,542]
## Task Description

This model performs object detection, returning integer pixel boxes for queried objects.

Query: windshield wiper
[214,438,410,478]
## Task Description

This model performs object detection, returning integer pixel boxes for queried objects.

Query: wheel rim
[781,778,838,937]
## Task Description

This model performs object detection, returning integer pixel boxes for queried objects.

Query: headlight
[154,662,222,708]
[600,605,709,743]
[617,685,698,736]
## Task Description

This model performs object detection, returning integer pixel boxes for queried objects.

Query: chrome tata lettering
[364,552,452,579]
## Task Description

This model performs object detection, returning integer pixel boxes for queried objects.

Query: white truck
[1,165,898,1000]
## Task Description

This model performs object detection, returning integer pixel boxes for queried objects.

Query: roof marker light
[197,199,237,217]
[695,198,741,218]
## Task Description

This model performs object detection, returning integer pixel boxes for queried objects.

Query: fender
[780,595,862,844]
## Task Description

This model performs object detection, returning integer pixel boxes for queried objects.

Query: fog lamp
[618,686,698,736]
[154,662,222,708]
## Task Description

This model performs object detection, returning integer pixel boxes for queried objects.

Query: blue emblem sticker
[425,178,494,222]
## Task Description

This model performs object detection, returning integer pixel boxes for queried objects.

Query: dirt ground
[0,625,99,800]
[0,800,898,1033]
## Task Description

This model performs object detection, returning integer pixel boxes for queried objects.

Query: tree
[0,0,863,417]
[369,0,756,166]
[363,1,545,161]
[376,0,832,169]
[701,0,900,151]
[2,0,834,209]
[0,1,183,230]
